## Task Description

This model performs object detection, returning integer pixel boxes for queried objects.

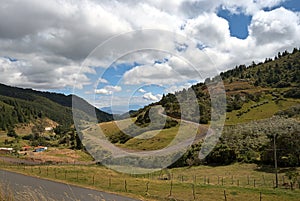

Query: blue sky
[217,10,252,39]
[1,0,300,113]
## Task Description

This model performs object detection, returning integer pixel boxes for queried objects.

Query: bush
[108,131,132,144]
[284,88,300,98]
[275,81,291,88]
[205,144,237,165]
[7,128,18,138]
[22,134,33,140]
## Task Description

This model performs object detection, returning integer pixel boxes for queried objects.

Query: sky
[0,0,300,113]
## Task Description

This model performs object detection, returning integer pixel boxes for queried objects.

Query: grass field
[1,162,299,201]
[225,95,299,125]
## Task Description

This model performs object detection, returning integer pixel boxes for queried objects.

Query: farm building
[0,147,13,154]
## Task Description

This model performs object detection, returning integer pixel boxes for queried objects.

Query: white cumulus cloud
[138,88,146,93]
[143,92,162,102]
[95,85,122,95]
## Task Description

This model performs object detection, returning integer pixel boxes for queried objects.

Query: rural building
[0,147,13,154]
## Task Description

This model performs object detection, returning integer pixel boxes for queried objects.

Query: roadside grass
[1,162,299,201]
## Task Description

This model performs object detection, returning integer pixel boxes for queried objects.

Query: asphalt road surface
[0,169,140,201]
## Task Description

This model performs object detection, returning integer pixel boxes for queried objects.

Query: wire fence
[0,161,300,201]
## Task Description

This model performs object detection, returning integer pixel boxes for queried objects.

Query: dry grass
[1,162,300,201]
[19,148,94,163]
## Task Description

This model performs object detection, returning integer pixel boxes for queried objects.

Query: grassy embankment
[1,161,300,201]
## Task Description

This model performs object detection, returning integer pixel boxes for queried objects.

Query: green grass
[225,95,299,125]
[1,162,299,201]
[99,118,136,138]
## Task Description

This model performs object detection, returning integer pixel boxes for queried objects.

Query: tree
[205,144,237,165]
[7,127,18,138]
[292,47,298,54]
[261,117,300,167]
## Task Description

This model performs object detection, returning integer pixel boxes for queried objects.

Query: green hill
[103,48,300,168]
[0,84,113,130]
[131,48,300,126]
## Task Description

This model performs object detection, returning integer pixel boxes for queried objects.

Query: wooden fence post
[169,181,173,196]
[192,184,195,200]
[146,181,149,194]
[109,175,111,188]
[124,179,127,192]
[260,192,262,201]
[224,190,227,201]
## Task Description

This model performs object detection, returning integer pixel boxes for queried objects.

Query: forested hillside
[120,48,300,168]
[0,84,113,130]
[148,48,300,124]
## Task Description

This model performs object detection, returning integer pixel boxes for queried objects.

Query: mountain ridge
[0,83,113,130]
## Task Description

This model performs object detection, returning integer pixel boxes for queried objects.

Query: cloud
[143,92,162,102]
[249,7,300,45]
[98,78,108,84]
[95,85,122,95]
[1,0,300,101]
[184,13,230,46]
[177,0,287,17]
[123,62,188,85]
[138,88,146,93]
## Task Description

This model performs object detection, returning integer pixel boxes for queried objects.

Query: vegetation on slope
[0,83,113,131]
[106,48,300,168]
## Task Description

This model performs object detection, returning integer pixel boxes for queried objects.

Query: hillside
[0,84,113,130]
[102,48,300,168]
[141,48,300,125]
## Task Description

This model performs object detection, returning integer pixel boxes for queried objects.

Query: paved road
[0,169,140,201]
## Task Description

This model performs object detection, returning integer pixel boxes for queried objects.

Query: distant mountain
[100,104,143,115]
[100,107,124,115]
[0,83,113,130]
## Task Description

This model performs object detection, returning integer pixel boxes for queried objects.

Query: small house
[0,147,13,154]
